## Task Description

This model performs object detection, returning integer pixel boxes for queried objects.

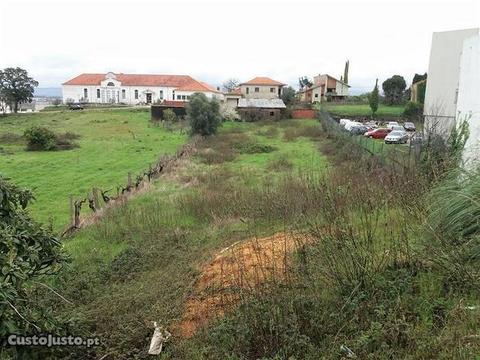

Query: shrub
[0,177,68,338]
[23,126,80,151]
[234,142,276,154]
[162,108,178,122]
[187,93,222,136]
[219,103,240,122]
[24,126,57,150]
[403,101,423,117]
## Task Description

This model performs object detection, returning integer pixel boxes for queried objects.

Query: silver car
[385,130,408,144]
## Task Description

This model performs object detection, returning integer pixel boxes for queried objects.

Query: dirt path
[176,231,313,337]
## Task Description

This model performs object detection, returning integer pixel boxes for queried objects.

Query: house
[224,88,242,108]
[299,74,350,103]
[237,98,286,121]
[423,28,480,166]
[62,72,223,105]
[239,77,285,99]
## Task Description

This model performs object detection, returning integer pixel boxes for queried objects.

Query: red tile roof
[63,73,196,87]
[158,100,186,108]
[240,77,285,86]
[175,80,221,93]
[225,87,242,95]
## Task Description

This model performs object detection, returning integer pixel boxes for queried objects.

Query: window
[186,96,190,100]
[177,95,181,100]
[246,87,249,94]
[134,90,138,99]
[107,82,115,86]
[270,87,275,93]
[122,89,126,99]
[270,111,275,116]
[83,88,88,99]
[255,87,259,93]
[96,89,100,98]
[159,90,163,99]
[314,93,318,98]
[181,95,186,100]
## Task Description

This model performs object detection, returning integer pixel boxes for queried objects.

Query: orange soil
[176,232,312,337]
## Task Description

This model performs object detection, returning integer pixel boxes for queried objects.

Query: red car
[364,128,391,139]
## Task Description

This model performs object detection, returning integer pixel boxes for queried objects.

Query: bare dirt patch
[177,232,313,337]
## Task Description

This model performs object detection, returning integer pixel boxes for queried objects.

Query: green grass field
[323,103,405,117]
[0,109,186,229]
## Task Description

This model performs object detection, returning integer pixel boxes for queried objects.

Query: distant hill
[34,87,62,97]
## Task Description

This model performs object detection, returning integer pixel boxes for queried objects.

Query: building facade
[239,77,285,99]
[423,28,480,166]
[62,72,222,105]
[299,74,349,103]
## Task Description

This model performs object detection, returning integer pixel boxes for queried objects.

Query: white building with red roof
[62,72,223,105]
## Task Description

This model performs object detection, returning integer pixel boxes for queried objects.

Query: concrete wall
[424,28,479,136]
[458,35,480,166]
[240,85,280,99]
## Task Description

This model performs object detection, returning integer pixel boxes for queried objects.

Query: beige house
[239,77,285,99]
[299,74,350,103]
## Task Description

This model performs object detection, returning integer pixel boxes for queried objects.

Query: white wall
[424,28,479,136]
[457,35,480,167]
[173,90,224,102]
[335,82,349,96]
[62,85,178,105]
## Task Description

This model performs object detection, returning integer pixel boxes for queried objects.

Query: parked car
[69,103,84,110]
[344,121,363,131]
[364,121,378,130]
[385,130,409,144]
[349,125,369,135]
[340,119,352,127]
[404,122,416,131]
[364,128,391,139]
[386,121,400,129]
[391,125,406,132]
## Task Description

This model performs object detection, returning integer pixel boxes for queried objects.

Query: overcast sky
[0,0,478,94]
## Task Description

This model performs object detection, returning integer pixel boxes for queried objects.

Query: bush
[187,93,222,136]
[24,126,57,150]
[403,101,423,117]
[23,126,80,151]
[162,108,178,122]
[219,103,240,122]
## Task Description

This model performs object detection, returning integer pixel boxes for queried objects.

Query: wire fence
[317,110,423,171]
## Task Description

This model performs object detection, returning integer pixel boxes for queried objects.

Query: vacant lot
[0,109,185,228]
[39,118,327,359]
[323,103,405,117]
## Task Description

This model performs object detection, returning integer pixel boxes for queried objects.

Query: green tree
[382,75,407,105]
[369,79,379,117]
[281,86,296,105]
[343,60,349,84]
[0,67,38,113]
[0,177,67,336]
[187,93,222,136]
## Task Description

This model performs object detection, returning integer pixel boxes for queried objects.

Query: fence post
[92,187,100,209]
[69,195,74,227]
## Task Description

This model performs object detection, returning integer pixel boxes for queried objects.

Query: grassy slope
[48,119,328,359]
[0,109,185,229]
[324,103,405,117]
